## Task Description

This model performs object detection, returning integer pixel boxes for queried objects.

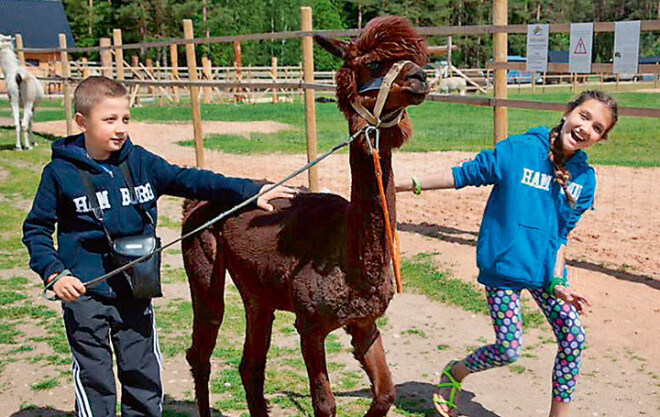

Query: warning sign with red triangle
[574,38,588,55]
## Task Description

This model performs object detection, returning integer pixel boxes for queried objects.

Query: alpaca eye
[368,62,383,73]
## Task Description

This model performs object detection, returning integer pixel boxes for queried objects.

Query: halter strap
[351,60,412,128]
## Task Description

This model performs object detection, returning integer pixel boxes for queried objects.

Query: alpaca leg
[20,103,33,150]
[239,304,275,417]
[299,331,336,416]
[346,322,395,417]
[29,117,36,147]
[185,258,227,417]
[10,99,21,150]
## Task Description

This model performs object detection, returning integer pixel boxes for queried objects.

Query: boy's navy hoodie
[452,127,596,290]
[23,134,261,298]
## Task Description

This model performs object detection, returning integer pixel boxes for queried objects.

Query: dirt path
[7,119,658,416]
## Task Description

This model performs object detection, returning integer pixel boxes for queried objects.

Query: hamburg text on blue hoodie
[451,127,596,290]
[23,134,261,298]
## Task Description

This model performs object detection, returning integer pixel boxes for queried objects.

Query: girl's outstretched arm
[395,168,455,193]
[552,243,591,313]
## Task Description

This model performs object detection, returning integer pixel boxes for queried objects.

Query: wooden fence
[10,5,660,188]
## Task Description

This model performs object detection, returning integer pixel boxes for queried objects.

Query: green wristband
[411,177,422,195]
[546,275,567,293]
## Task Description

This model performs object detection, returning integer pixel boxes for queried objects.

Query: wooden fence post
[271,56,279,104]
[113,29,125,81]
[130,55,141,106]
[146,57,154,97]
[82,57,89,78]
[15,34,26,66]
[183,19,205,168]
[100,38,113,78]
[234,40,243,103]
[170,44,180,103]
[447,35,453,76]
[59,33,74,136]
[571,72,577,94]
[493,0,508,144]
[301,6,319,192]
[202,55,211,104]
[156,61,163,106]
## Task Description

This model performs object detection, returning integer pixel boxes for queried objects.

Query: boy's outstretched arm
[395,168,455,193]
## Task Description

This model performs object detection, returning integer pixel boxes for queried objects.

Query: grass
[0,93,654,413]
[401,327,428,338]
[161,266,189,284]
[153,286,383,416]
[3,89,659,166]
[402,253,547,330]
[30,377,60,391]
[120,89,660,167]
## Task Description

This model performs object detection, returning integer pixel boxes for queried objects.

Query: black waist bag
[111,232,163,298]
[81,162,163,299]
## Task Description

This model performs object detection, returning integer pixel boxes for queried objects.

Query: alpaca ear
[314,34,349,59]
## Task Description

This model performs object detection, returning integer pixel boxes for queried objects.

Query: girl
[396,90,618,417]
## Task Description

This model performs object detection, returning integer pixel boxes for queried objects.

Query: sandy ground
[1,119,658,416]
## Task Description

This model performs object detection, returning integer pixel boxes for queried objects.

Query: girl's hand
[554,285,590,313]
[53,275,86,302]
[256,185,297,211]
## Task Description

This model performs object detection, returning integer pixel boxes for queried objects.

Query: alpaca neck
[346,117,404,291]
[0,49,18,76]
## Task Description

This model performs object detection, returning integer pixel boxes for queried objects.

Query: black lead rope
[82,131,362,290]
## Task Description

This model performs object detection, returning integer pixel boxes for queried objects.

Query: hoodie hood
[52,133,134,174]
[526,126,588,166]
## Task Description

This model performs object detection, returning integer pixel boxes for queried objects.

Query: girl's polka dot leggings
[463,287,586,403]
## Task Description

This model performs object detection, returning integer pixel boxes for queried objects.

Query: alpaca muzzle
[352,60,414,128]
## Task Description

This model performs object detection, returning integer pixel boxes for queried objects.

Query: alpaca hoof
[31,142,38,147]
[14,146,23,151]
[25,146,33,150]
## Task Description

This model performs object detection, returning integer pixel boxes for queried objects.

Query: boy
[22,76,294,416]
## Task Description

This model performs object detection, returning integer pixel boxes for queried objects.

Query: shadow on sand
[8,396,219,417]
[8,384,501,416]
[334,380,500,417]
[400,220,660,291]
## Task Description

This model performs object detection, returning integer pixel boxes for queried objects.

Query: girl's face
[559,99,614,157]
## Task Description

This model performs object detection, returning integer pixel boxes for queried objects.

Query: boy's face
[75,96,131,160]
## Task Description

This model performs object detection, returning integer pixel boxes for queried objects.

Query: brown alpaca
[181,16,428,417]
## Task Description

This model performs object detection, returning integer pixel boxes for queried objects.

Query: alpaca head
[315,16,429,149]
[0,34,14,51]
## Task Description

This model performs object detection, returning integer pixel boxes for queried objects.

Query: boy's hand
[554,285,590,313]
[256,185,297,211]
[53,275,87,302]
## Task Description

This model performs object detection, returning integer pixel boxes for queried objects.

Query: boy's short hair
[74,76,128,116]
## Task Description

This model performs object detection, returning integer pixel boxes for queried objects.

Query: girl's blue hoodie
[452,127,596,290]
[23,134,261,298]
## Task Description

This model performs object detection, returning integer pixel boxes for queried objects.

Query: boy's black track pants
[63,295,163,417]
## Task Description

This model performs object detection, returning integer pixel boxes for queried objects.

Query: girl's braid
[549,119,576,208]
[549,90,618,210]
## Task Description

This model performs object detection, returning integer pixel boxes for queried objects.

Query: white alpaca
[0,34,45,150]
[438,77,467,95]
[433,65,466,96]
